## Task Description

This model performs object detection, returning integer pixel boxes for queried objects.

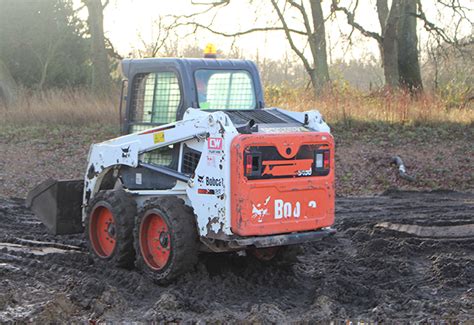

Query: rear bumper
[231,228,336,248]
[224,227,336,249]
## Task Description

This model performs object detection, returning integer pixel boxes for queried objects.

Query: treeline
[0,0,472,107]
[0,0,112,106]
[0,1,89,90]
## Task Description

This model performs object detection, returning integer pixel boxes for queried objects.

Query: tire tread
[134,196,199,284]
[85,190,136,268]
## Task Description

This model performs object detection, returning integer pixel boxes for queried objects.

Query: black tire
[85,190,136,268]
[134,196,199,284]
[248,245,302,265]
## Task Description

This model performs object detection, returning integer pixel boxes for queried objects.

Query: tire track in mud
[0,190,473,322]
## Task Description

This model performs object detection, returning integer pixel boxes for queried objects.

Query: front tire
[85,190,136,268]
[134,197,199,284]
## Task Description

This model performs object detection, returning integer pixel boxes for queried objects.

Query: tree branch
[288,0,313,37]
[191,0,230,5]
[415,0,454,45]
[104,36,123,60]
[171,0,230,20]
[270,0,313,75]
[75,3,86,12]
[415,0,473,47]
[330,0,383,44]
[169,20,307,37]
[437,0,472,19]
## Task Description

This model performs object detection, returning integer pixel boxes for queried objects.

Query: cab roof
[121,58,260,80]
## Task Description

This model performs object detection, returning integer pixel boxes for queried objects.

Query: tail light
[246,154,253,175]
[244,152,262,177]
[315,149,330,176]
[324,150,330,169]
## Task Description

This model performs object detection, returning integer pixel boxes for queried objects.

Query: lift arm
[84,109,230,205]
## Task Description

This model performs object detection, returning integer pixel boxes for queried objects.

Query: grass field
[1,86,473,126]
[0,87,472,198]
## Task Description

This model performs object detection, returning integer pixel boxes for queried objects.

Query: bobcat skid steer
[27,57,335,283]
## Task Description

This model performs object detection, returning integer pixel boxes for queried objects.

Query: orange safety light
[203,43,217,58]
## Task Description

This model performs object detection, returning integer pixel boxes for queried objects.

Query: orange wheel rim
[90,205,116,258]
[140,212,171,270]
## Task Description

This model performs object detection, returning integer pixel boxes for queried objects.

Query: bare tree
[332,0,472,93]
[332,0,422,92]
[170,0,331,96]
[83,0,110,94]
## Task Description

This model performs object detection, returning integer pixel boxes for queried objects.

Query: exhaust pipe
[26,179,84,235]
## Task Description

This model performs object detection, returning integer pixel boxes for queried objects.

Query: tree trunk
[376,0,389,65]
[397,0,423,92]
[381,0,401,89]
[376,0,389,36]
[309,0,330,95]
[0,58,17,107]
[84,0,110,95]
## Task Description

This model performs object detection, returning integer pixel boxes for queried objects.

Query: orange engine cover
[230,132,335,236]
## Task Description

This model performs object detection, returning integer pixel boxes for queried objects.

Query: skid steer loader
[26,56,335,283]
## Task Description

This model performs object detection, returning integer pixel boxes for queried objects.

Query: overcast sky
[83,0,473,63]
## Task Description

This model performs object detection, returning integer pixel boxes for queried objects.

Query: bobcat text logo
[207,138,223,150]
[205,177,223,187]
[274,200,317,219]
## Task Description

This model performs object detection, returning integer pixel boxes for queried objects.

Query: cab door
[127,70,182,133]
[126,69,183,167]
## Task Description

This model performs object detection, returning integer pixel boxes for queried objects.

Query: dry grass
[0,88,118,126]
[266,86,474,125]
[1,86,473,126]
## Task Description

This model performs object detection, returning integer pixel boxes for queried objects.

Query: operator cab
[120,58,265,135]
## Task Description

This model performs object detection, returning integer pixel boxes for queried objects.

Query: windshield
[195,69,256,110]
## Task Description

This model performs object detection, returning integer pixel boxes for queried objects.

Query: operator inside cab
[197,43,256,111]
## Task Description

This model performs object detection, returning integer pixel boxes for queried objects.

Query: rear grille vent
[223,109,298,125]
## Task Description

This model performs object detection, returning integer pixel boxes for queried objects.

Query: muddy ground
[0,190,472,322]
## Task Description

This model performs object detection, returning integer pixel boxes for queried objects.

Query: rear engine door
[231,132,335,236]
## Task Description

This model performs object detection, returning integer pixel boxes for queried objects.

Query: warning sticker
[153,132,165,143]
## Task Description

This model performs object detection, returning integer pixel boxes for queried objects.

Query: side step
[26,179,84,235]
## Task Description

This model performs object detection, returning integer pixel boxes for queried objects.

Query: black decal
[121,146,131,158]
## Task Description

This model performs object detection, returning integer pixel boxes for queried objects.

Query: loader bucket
[26,179,84,235]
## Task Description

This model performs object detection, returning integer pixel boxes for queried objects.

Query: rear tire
[134,197,199,284]
[85,190,136,268]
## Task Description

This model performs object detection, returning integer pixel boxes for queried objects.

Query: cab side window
[130,71,181,133]
[129,71,181,167]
